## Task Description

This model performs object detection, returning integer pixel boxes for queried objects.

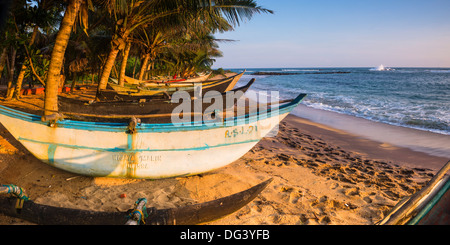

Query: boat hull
[0,94,305,179]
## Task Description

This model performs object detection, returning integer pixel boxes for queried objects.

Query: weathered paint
[0,94,306,179]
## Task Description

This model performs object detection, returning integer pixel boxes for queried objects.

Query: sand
[1,102,447,225]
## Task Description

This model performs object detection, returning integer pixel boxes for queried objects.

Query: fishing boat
[370,64,394,71]
[106,71,244,98]
[378,160,450,225]
[59,79,256,121]
[0,93,306,179]
[123,72,211,85]
[0,178,272,225]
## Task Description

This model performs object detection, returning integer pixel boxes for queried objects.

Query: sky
[212,0,450,69]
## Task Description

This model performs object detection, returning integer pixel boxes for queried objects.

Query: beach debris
[119,193,127,198]
[344,203,358,209]
[66,176,80,181]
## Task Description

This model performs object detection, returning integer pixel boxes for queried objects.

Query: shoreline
[284,114,448,171]
[292,103,450,160]
[0,102,448,225]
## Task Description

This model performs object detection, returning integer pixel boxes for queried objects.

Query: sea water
[230,67,450,158]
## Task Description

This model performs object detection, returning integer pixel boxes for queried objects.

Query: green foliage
[211,68,232,76]
[1,0,272,83]
[24,49,50,81]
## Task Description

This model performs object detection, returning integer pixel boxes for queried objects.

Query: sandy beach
[0,100,447,225]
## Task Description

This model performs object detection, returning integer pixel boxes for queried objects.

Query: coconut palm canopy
[0,0,272,115]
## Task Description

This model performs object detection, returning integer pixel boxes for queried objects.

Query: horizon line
[212,66,450,69]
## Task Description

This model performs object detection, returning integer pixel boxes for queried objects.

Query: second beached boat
[123,72,211,85]
[106,71,244,98]
[58,79,256,122]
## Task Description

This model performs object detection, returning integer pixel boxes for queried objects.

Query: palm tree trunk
[138,53,150,81]
[14,25,39,99]
[70,72,77,92]
[44,0,82,116]
[96,47,120,91]
[97,34,129,93]
[118,41,131,86]
[5,48,17,99]
[0,47,7,81]
[132,56,138,79]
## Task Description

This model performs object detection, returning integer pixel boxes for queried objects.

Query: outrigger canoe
[106,71,244,98]
[0,178,272,225]
[378,160,450,225]
[0,93,306,179]
[124,72,211,85]
[59,79,256,121]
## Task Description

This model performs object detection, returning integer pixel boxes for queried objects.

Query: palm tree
[12,0,63,99]
[95,0,180,92]
[11,25,39,100]
[117,40,131,85]
[133,7,233,80]
[42,0,272,113]
[96,0,272,93]
[43,0,89,116]
[134,29,171,80]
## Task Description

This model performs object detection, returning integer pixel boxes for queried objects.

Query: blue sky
[212,0,450,69]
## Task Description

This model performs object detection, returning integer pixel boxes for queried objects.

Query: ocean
[230,67,450,158]
[232,67,450,135]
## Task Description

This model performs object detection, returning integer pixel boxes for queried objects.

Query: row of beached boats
[0,71,307,224]
[0,71,307,179]
[1,71,448,225]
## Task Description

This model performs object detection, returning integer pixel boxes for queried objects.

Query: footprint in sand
[363,196,372,203]
[345,187,360,196]
[330,183,339,190]
[289,190,303,204]
[319,215,332,225]
[278,185,303,204]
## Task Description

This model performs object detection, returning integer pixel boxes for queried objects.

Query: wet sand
[292,104,450,161]
[1,102,447,225]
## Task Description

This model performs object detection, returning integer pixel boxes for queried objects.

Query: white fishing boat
[370,64,394,71]
[0,94,306,179]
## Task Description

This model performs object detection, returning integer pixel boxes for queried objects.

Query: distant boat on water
[370,64,394,71]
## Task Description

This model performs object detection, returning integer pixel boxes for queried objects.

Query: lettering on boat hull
[225,125,258,138]
[112,153,162,166]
